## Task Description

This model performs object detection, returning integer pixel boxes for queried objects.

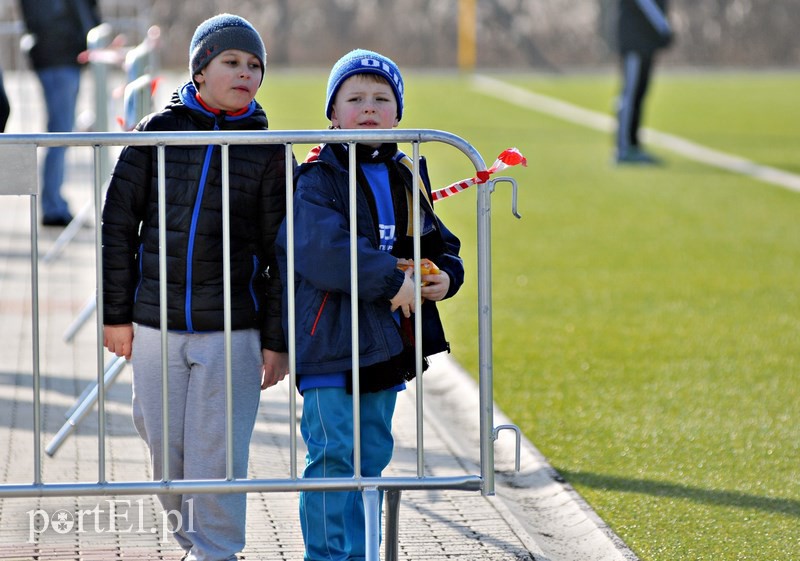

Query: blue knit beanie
[325,49,404,121]
[189,14,266,84]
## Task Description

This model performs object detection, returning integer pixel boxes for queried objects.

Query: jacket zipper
[249,255,260,312]
[185,140,216,331]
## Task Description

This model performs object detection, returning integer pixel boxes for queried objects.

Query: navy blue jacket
[276,143,463,384]
[102,82,288,352]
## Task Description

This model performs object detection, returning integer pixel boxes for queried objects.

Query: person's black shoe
[615,147,662,165]
[42,214,73,227]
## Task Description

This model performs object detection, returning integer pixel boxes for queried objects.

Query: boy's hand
[421,270,450,302]
[396,258,448,302]
[390,268,415,318]
[104,324,134,360]
[261,349,289,390]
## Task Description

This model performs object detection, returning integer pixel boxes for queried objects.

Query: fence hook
[489,177,522,219]
[492,424,522,472]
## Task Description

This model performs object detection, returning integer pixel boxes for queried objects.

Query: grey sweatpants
[131,325,262,561]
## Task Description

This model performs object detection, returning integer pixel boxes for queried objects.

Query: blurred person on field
[19,0,101,226]
[0,67,9,131]
[614,0,673,165]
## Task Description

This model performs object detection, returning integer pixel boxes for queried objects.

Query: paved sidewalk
[0,69,638,561]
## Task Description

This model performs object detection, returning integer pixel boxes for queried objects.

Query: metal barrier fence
[0,128,522,561]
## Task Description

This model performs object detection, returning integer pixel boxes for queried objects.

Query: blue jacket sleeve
[290,166,405,302]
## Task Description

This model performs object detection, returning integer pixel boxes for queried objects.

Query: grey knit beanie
[189,14,266,84]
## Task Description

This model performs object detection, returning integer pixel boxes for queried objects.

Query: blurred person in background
[614,0,672,165]
[19,0,101,226]
[0,67,9,131]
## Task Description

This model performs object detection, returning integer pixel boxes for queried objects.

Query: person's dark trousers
[616,50,654,156]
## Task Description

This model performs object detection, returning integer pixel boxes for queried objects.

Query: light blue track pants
[131,325,262,561]
[300,387,398,561]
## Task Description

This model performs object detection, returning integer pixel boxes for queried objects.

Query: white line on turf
[472,74,800,194]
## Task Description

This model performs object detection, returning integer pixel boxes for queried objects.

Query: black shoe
[42,214,73,227]
[615,147,662,165]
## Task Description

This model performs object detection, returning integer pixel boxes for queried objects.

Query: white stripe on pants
[299,387,398,561]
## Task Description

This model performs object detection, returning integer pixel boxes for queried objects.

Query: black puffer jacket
[102,82,288,352]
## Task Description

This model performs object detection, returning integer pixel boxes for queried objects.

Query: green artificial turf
[259,70,800,561]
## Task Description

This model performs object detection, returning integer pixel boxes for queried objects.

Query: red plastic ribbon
[432,148,527,202]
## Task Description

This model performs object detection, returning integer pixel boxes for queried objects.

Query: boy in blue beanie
[276,49,464,561]
[102,13,289,561]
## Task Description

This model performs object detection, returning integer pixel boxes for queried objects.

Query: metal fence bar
[347,141,363,479]
[284,142,299,480]
[411,141,426,478]
[29,192,42,485]
[477,153,496,495]
[0,128,503,502]
[63,294,97,343]
[63,359,109,418]
[93,144,107,484]
[221,143,235,481]
[384,489,402,561]
[3,126,515,561]
[0,130,487,156]
[363,486,381,561]
[45,356,127,457]
[0,474,482,499]
[156,143,170,482]
[342,140,382,561]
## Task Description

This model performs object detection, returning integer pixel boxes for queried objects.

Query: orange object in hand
[397,258,440,285]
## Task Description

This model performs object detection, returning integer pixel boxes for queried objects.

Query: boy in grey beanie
[190,13,266,85]
[103,13,288,561]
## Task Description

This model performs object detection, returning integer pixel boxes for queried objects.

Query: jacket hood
[297,142,401,181]
[166,81,269,129]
